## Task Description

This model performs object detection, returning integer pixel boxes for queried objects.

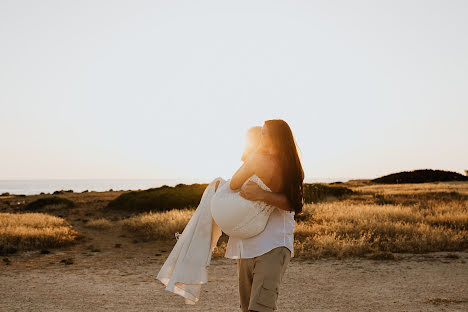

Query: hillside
[372,169,468,184]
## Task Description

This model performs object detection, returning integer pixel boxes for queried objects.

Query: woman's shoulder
[254,152,281,171]
[253,150,278,163]
[253,153,283,192]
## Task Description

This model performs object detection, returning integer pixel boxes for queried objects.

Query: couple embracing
[157,119,304,312]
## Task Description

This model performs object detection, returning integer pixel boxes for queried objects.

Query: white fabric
[210,174,276,239]
[156,174,287,304]
[225,206,295,259]
[156,177,225,305]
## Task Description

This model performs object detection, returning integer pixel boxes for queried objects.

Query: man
[224,126,295,312]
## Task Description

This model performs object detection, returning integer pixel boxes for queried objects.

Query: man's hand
[241,181,294,212]
[239,181,265,201]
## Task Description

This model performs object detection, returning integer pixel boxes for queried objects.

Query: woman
[226,119,304,312]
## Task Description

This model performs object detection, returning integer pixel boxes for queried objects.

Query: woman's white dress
[156,174,276,304]
[210,174,276,239]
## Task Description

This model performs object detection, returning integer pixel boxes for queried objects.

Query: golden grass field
[1,181,467,259]
[1,181,467,311]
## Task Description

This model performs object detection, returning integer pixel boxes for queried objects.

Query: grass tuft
[84,218,114,229]
[0,212,80,251]
[119,208,194,240]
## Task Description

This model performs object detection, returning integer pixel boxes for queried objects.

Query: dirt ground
[1,222,468,312]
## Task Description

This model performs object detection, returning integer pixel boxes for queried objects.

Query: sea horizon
[0,177,359,195]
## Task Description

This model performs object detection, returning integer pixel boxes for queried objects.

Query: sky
[1,0,467,182]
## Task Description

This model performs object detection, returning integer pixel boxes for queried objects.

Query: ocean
[0,179,211,195]
[0,177,344,196]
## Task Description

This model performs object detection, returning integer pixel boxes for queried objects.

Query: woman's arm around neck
[229,153,256,190]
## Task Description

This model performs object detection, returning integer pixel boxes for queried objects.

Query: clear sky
[1,0,467,182]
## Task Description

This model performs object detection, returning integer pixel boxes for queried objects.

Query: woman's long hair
[264,119,304,217]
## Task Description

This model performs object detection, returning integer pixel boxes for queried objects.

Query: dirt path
[1,224,468,311]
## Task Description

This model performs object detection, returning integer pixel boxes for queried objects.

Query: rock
[60,258,74,265]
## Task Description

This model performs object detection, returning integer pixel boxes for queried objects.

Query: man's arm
[239,181,294,212]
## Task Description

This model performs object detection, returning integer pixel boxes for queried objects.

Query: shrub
[106,183,208,213]
[24,196,75,211]
[303,183,354,203]
[372,169,468,184]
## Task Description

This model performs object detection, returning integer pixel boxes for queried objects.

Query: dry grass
[84,218,114,229]
[6,182,462,259]
[212,241,228,258]
[119,208,194,240]
[352,181,468,195]
[425,297,468,305]
[113,199,468,259]
[0,212,80,250]
[293,200,468,258]
[109,183,468,259]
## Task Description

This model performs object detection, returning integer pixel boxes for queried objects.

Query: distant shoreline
[0,179,205,196]
[0,177,361,196]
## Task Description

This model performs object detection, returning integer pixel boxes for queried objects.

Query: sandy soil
[1,223,468,312]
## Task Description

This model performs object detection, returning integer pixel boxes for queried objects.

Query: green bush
[106,183,208,213]
[303,183,354,203]
[24,196,75,211]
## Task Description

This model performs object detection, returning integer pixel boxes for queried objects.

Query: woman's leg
[210,179,224,254]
